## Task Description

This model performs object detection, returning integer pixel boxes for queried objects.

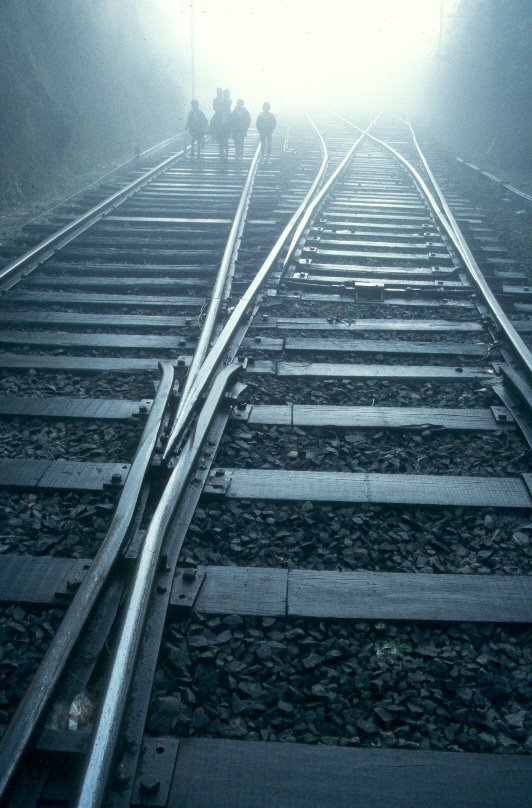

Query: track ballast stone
[149,616,531,753]
[266,301,478,321]
[0,418,144,462]
[243,378,501,408]
[185,501,532,574]
[215,425,531,477]
[0,370,158,400]
[0,490,119,557]
[0,605,64,738]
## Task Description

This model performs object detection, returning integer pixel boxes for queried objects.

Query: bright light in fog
[154,0,461,113]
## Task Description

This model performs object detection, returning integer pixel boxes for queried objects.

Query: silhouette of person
[185,99,208,159]
[256,102,277,161]
[213,87,224,112]
[230,99,251,160]
[210,108,231,161]
[222,88,232,114]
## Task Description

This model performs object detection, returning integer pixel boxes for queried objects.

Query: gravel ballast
[0,490,119,557]
[215,425,530,477]
[243,378,502,408]
[0,346,180,360]
[0,370,158,400]
[0,418,144,462]
[261,301,479,322]
[149,615,531,753]
[185,501,532,574]
[0,604,64,738]
[254,351,489,368]
[252,329,485,344]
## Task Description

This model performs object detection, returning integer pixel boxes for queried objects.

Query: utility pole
[190,0,196,99]
[438,0,445,58]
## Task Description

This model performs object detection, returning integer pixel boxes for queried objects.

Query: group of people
[185,88,276,162]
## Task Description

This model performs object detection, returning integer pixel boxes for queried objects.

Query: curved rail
[0,131,187,243]
[176,144,262,416]
[5,117,370,808]
[163,118,373,460]
[0,362,175,800]
[0,143,188,291]
[76,363,242,808]
[337,114,532,378]
[456,158,532,202]
[282,118,329,266]
[75,117,365,804]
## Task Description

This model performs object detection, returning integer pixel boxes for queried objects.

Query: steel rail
[75,117,336,804]
[400,115,532,378]
[76,363,242,808]
[176,144,262,416]
[0,132,187,243]
[175,118,328,441]
[0,362,174,801]
[456,158,532,202]
[163,118,373,460]
[282,120,329,267]
[399,113,530,233]
[0,144,188,291]
[380,112,463,236]
[337,114,532,378]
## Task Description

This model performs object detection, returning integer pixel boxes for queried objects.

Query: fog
[142,0,462,116]
[1,0,528,211]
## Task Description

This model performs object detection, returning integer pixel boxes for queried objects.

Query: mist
[0,0,529,212]
[146,0,463,116]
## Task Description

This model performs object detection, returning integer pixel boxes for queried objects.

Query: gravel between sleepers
[1,304,204,317]
[215,425,530,477]
[0,418,144,462]
[0,370,158,400]
[243,378,501,408]
[265,301,478,321]
[251,329,486,344]
[0,346,180,360]
[184,501,532,574]
[0,324,198,338]
[254,351,491,368]
[149,615,531,753]
[438,156,531,282]
[0,490,119,557]
[0,604,64,738]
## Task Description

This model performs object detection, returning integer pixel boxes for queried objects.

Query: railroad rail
[456,158,532,202]
[0,114,530,807]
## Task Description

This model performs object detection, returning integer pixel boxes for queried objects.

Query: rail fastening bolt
[139,776,160,796]
[66,578,81,591]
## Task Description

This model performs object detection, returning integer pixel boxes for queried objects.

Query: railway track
[0,114,530,807]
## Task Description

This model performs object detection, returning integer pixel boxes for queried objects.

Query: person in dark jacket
[222,88,232,114]
[210,108,231,161]
[256,101,276,160]
[213,87,224,112]
[230,99,251,160]
[185,99,208,159]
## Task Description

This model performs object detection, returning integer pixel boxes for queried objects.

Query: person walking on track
[256,101,277,161]
[185,99,208,159]
[210,107,231,161]
[230,99,251,160]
